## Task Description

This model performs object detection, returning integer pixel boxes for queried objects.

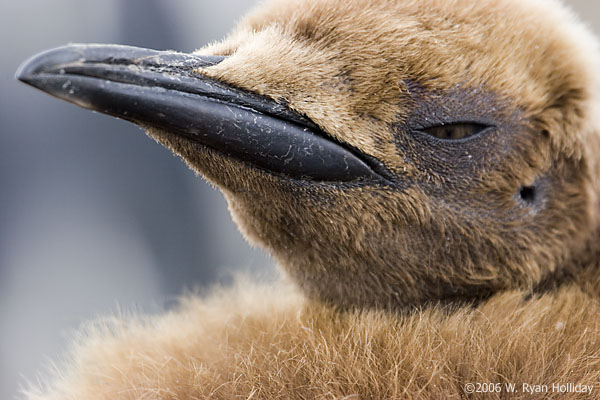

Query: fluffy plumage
[18,0,600,398]
[26,277,600,399]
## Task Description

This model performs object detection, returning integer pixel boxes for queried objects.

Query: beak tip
[15,57,36,84]
[15,45,86,88]
[15,56,49,94]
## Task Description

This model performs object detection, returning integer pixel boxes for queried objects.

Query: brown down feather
[23,0,600,398]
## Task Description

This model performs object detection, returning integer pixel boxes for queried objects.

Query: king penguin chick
[16,0,600,398]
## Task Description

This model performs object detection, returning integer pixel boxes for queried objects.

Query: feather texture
[26,273,600,399]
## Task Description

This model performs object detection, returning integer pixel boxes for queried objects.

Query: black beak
[16,44,389,183]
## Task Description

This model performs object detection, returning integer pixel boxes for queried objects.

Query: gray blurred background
[0,0,598,399]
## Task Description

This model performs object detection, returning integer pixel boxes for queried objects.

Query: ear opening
[519,185,536,204]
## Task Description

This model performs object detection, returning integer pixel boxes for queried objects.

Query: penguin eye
[420,123,488,140]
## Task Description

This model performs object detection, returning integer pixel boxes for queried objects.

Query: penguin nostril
[519,185,536,204]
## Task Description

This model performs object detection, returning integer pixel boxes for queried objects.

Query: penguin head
[17,0,600,309]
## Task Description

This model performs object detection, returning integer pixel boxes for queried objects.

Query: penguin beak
[16,44,388,184]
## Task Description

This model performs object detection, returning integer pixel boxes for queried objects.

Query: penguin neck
[532,224,600,298]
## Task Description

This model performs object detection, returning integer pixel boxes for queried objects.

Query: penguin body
[26,282,600,399]
[17,0,600,398]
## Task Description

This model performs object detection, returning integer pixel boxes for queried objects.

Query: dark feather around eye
[421,123,488,140]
